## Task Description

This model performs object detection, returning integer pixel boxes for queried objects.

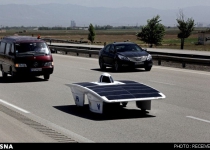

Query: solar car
[67,73,166,114]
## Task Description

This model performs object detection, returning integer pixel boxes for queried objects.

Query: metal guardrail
[49,46,99,57]
[48,44,210,68]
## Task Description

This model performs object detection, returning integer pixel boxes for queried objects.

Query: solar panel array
[74,80,163,101]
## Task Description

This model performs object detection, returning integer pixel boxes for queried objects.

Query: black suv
[98,42,153,71]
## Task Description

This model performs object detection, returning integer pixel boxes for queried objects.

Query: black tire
[99,59,106,70]
[145,66,152,71]
[121,102,128,107]
[130,65,135,70]
[10,71,17,79]
[44,74,50,80]
[114,60,121,72]
[10,67,17,79]
[2,70,7,78]
[140,108,149,113]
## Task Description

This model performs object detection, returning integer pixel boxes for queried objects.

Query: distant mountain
[0,3,209,27]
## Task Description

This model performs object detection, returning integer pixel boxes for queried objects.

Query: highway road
[0,53,210,143]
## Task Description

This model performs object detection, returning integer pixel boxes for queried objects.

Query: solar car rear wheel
[99,58,106,70]
[140,108,149,113]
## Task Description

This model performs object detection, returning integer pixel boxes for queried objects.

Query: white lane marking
[0,99,30,113]
[186,116,210,124]
[149,80,175,85]
[154,66,210,76]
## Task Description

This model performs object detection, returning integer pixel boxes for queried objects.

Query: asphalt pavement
[1,45,210,143]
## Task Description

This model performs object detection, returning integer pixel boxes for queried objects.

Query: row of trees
[88,10,195,50]
[37,25,140,30]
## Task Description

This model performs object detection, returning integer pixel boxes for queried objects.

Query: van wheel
[2,70,7,78]
[44,74,50,80]
[145,66,152,71]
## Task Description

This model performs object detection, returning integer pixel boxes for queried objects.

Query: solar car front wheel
[121,102,128,107]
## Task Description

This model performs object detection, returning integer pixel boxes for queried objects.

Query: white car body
[67,73,166,114]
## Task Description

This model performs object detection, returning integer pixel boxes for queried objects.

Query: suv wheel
[10,71,17,78]
[10,67,17,79]
[114,60,121,72]
[99,59,106,70]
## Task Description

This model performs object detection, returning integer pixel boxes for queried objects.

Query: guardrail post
[182,61,186,68]
[77,53,79,56]
[65,51,67,55]
[158,59,161,65]
[89,54,91,57]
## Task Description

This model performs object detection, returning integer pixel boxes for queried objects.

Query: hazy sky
[1,0,210,9]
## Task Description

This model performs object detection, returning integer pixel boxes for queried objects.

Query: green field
[0,28,209,51]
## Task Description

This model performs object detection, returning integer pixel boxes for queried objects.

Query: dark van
[0,36,54,80]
